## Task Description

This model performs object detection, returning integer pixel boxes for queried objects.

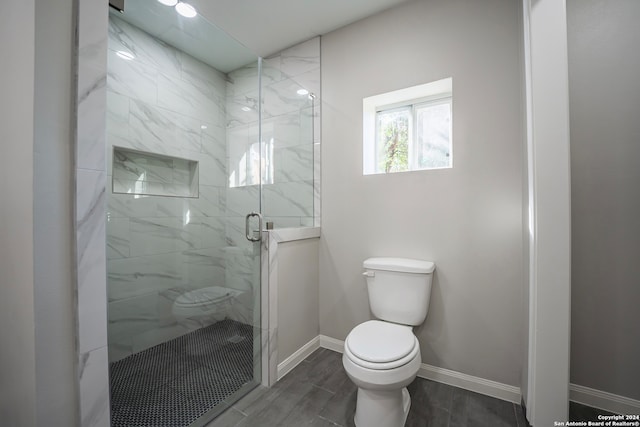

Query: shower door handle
[245,211,263,242]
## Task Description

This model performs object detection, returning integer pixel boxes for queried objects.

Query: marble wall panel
[261,56,283,88]
[108,193,161,218]
[195,149,227,187]
[262,78,312,118]
[202,123,226,153]
[226,91,260,127]
[107,253,182,302]
[79,346,110,427]
[157,73,223,124]
[77,169,108,355]
[108,293,164,343]
[108,292,192,362]
[76,8,110,422]
[106,91,129,140]
[107,49,158,106]
[194,216,226,248]
[129,217,201,257]
[290,68,321,98]
[127,99,183,154]
[262,181,314,218]
[106,217,130,260]
[279,38,320,78]
[181,248,226,288]
[181,52,227,99]
[224,245,258,292]
[188,185,226,218]
[108,17,181,78]
[226,186,260,217]
[77,63,108,172]
[274,144,314,183]
[225,217,248,248]
[226,61,262,97]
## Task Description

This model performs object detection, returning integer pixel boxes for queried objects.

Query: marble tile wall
[226,37,321,229]
[76,0,110,425]
[106,15,232,362]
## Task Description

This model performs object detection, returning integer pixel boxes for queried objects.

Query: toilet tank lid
[363,257,435,274]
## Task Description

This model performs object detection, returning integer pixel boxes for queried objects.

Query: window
[363,78,452,175]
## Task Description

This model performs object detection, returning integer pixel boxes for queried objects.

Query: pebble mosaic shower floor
[109,319,256,427]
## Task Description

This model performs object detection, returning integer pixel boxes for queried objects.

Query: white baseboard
[570,384,640,415]
[317,335,521,404]
[418,364,521,404]
[277,336,320,381]
[319,334,344,353]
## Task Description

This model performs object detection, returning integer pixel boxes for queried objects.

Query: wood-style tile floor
[206,348,529,427]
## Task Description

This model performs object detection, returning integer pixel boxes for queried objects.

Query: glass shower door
[105,2,264,426]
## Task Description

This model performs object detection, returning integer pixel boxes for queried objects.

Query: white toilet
[342,257,435,427]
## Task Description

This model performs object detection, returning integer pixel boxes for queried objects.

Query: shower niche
[112,147,199,198]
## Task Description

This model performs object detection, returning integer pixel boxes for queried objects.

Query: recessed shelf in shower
[112,146,199,198]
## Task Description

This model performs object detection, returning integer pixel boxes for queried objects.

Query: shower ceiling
[113,0,413,69]
[112,0,257,72]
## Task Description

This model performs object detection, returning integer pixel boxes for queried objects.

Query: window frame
[363,77,453,176]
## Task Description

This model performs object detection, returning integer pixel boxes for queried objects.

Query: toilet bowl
[343,320,421,427]
[343,257,435,427]
[172,286,242,328]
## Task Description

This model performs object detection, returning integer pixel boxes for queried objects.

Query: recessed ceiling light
[157,0,178,6]
[116,50,135,61]
[241,106,252,112]
[175,2,197,18]
[297,88,309,96]
[200,125,208,130]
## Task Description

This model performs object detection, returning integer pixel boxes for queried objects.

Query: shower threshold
[109,319,258,427]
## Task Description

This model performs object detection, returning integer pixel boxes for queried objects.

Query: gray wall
[277,238,320,363]
[0,1,37,424]
[33,0,78,424]
[319,0,524,387]
[0,0,78,425]
[568,0,640,400]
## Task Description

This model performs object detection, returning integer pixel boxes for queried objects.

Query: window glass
[362,78,453,175]
[376,107,410,173]
[414,100,451,169]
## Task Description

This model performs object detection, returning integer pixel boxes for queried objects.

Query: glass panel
[260,53,318,229]
[415,100,452,169]
[376,107,411,173]
[105,2,262,426]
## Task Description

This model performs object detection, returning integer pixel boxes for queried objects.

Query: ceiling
[113,0,413,72]
[189,0,414,57]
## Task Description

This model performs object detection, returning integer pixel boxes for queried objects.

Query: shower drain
[109,319,255,427]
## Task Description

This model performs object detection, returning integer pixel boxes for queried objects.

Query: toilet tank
[363,257,435,326]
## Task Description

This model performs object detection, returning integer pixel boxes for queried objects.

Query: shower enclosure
[105,1,315,426]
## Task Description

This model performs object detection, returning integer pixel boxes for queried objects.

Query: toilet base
[354,386,411,427]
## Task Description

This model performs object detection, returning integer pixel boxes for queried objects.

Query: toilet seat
[345,320,419,370]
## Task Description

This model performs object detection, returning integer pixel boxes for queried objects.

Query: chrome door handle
[245,211,263,242]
